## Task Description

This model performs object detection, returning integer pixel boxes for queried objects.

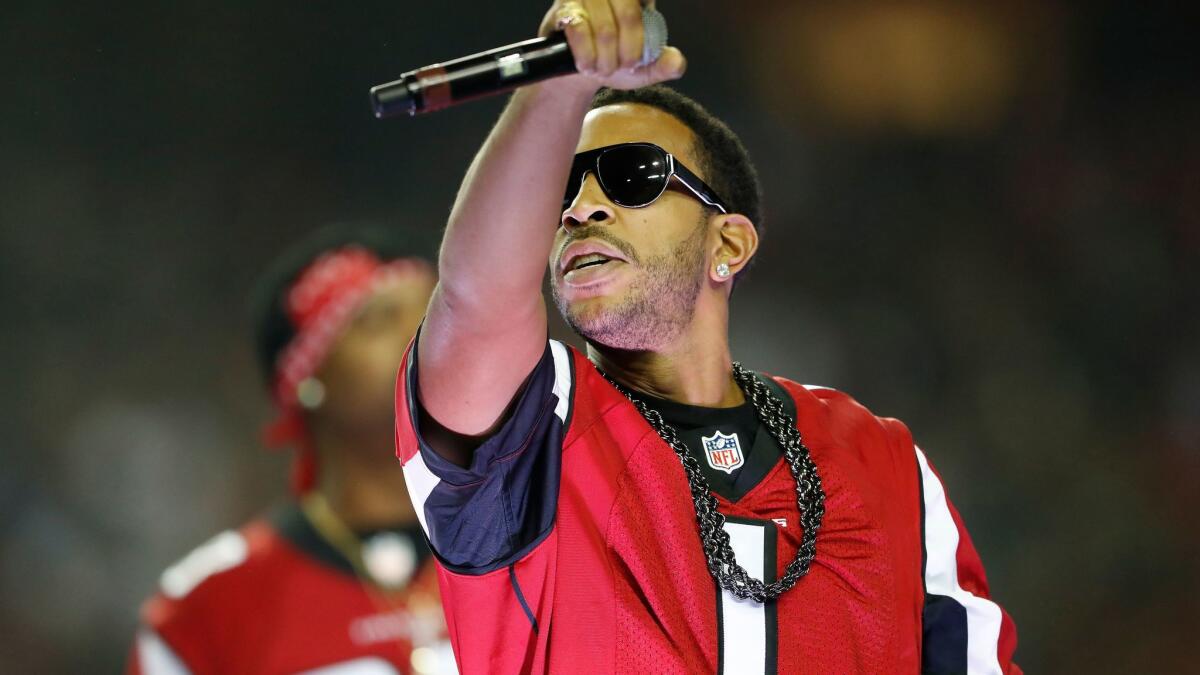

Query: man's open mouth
[567,253,614,272]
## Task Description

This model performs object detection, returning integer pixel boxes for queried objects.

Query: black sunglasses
[563,142,731,214]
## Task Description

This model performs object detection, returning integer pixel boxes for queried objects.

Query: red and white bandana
[263,245,433,492]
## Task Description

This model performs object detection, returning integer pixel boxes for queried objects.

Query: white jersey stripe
[300,656,403,674]
[159,530,248,600]
[916,447,1004,675]
[549,340,572,423]
[136,629,192,675]
[720,521,768,675]
[403,447,442,538]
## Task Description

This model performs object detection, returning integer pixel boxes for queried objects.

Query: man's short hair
[249,222,431,387]
[591,86,763,234]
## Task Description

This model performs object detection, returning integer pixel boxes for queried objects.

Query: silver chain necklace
[602,362,826,602]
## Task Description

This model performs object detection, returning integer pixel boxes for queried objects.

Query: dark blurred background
[2,1,1196,672]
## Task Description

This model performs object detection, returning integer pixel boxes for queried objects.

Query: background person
[127,225,452,675]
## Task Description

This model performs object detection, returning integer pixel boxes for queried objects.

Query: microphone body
[372,34,576,118]
[371,8,667,118]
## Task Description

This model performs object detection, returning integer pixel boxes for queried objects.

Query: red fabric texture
[396,344,1018,674]
[436,534,558,674]
[127,520,443,675]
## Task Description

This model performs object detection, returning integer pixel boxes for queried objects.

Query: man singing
[394,1,1020,672]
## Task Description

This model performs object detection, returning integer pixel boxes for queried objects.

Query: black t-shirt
[629,389,784,503]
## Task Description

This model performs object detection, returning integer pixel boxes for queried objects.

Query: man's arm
[414,0,686,465]
[415,81,592,462]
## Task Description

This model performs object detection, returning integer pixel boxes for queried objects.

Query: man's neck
[587,297,744,408]
[309,429,416,531]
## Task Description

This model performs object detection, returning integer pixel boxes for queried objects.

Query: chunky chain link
[602,362,825,603]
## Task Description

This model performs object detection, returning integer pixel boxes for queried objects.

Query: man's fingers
[540,0,679,89]
[552,1,597,74]
[644,46,686,84]
[583,0,619,77]
[612,0,645,70]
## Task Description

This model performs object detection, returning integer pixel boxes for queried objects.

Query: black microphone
[370,7,667,118]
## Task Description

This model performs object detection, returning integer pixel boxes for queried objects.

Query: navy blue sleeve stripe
[918,449,970,673]
[922,594,969,673]
[406,339,572,574]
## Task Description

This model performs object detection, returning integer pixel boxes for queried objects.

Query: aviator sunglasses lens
[597,145,669,207]
[563,145,671,211]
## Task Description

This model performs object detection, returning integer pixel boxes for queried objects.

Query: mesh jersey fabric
[396,339,1020,674]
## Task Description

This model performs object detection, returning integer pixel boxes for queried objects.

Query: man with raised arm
[394,1,1020,673]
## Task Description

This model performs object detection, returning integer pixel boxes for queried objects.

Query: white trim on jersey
[300,656,401,674]
[404,340,571,547]
[402,448,441,538]
[136,629,192,675]
[549,340,572,423]
[159,530,248,599]
[916,447,1004,675]
[720,521,768,675]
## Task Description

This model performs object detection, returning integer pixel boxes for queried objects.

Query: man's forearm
[411,0,683,438]
[436,78,598,322]
[415,77,598,439]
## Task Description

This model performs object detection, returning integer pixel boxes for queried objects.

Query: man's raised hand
[537,0,686,91]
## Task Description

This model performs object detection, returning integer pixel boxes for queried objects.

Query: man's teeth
[572,254,611,271]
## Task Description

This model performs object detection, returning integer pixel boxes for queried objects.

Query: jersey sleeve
[915,447,1022,675]
[395,334,573,574]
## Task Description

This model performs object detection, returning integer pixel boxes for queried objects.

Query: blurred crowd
[2,1,1195,672]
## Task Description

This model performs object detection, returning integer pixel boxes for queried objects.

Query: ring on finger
[555,2,589,29]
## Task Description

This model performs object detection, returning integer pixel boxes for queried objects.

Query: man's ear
[708,213,758,284]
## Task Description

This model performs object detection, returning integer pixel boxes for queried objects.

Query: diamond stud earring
[716,262,731,278]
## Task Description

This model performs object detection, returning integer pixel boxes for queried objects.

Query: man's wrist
[521,74,601,109]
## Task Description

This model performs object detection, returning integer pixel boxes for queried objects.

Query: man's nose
[562,173,616,230]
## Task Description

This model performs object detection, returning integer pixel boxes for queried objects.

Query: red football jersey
[127,507,454,675]
[396,340,1020,674]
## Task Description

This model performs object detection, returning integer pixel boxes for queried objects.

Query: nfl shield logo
[701,431,744,474]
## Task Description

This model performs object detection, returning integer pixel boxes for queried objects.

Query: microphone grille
[641,7,668,66]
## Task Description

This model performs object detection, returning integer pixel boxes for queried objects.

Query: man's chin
[559,293,614,331]
[562,304,668,353]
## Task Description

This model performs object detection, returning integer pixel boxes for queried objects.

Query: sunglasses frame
[564,142,731,214]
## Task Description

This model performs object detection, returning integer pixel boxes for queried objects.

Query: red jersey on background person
[127,226,455,675]
[394,1,1020,673]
